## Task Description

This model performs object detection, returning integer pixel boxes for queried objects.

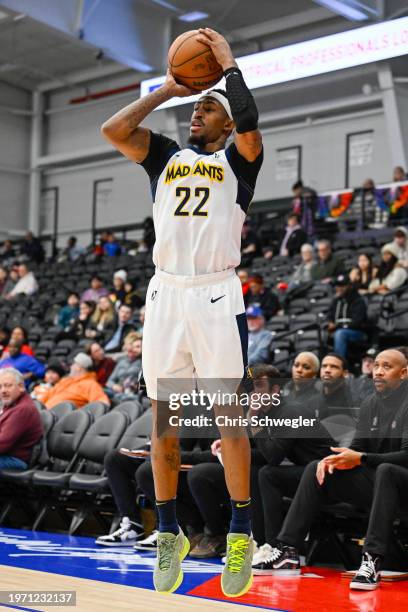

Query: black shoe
[252,542,301,575]
[350,552,381,591]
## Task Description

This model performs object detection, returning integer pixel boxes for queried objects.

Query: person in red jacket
[0,367,43,470]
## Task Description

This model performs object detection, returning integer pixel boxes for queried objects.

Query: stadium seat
[112,400,144,422]
[49,401,76,420]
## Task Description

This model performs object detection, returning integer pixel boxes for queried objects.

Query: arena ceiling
[0,0,406,91]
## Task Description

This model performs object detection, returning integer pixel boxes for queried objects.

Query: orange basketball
[168,30,223,91]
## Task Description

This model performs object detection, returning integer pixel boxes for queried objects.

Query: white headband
[197,91,232,120]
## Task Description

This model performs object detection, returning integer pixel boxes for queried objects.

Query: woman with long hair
[349,253,375,294]
[86,295,117,342]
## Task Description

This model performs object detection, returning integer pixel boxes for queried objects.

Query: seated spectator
[81,275,109,303]
[2,326,34,358]
[0,327,10,358]
[247,306,272,365]
[307,353,354,420]
[0,368,43,470]
[327,275,367,358]
[350,348,376,405]
[57,293,80,330]
[241,220,261,266]
[237,269,250,298]
[265,349,408,588]
[246,274,280,320]
[0,239,15,264]
[41,352,109,409]
[122,280,145,309]
[288,243,315,289]
[21,232,44,264]
[58,236,84,263]
[104,232,121,257]
[0,339,45,387]
[86,296,117,342]
[246,365,335,571]
[94,231,109,257]
[57,300,95,342]
[292,180,318,239]
[31,360,66,404]
[106,336,142,400]
[2,264,18,296]
[267,213,307,258]
[369,244,407,294]
[382,227,408,268]
[136,306,145,334]
[6,263,38,298]
[0,266,7,296]
[393,165,407,182]
[349,253,375,294]
[311,240,345,283]
[284,352,320,405]
[110,270,127,306]
[87,342,116,385]
[104,304,135,354]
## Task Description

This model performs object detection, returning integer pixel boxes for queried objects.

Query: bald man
[258,349,408,581]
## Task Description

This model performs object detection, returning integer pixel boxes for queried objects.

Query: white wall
[0,82,31,236]
[254,111,391,200]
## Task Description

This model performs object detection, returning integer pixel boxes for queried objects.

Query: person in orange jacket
[42,353,110,409]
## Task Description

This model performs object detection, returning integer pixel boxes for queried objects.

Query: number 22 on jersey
[174,187,210,217]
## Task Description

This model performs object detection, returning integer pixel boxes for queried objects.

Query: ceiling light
[178,11,209,23]
[314,0,369,21]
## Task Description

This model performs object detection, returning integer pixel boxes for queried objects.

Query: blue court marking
[0,528,290,611]
[0,527,219,594]
[0,605,42,611]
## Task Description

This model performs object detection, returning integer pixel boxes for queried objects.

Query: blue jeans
[0,456,28,470]
[334,328,365,358]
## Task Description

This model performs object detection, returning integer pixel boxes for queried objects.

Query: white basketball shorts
[142,268,248,400]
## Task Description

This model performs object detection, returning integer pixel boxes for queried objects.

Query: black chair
[30,410,91,530]
[49,401,76,421]
[112,400,144,422]
[65,412,129,533]
[82,401,109,421]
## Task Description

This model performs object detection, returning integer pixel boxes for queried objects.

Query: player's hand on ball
[163,69,198,98]
[196,28,236,71]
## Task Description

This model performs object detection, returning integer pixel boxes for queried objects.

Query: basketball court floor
[1,528,407,611]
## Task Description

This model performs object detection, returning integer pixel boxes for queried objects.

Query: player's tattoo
[164,451,180,472]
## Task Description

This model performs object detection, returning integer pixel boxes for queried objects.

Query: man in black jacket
[263,349,408,588]
[278,213,307,257]
[250,369,335,574]
[327,275,367,358]
[304,353,354,421]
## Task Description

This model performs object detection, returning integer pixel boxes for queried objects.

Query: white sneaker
[134,530,159,551]
[96,517,143,547]
[252,543,273,566]
[222,538,259,564]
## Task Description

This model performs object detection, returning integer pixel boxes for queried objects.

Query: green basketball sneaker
[153,529,190,594]
[221,533,254,598]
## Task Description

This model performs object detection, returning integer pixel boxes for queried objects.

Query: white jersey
[140,132,263,276]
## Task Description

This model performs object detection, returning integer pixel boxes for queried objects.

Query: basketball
[168,30,223,91]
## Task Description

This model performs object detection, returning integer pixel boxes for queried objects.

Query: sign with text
[141,17,408,110]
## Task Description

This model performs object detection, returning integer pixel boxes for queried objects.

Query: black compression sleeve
[224,67,258,133]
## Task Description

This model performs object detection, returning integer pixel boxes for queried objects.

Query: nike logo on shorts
[211,295,226,303]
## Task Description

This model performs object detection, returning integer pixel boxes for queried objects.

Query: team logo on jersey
[165,161,224,184]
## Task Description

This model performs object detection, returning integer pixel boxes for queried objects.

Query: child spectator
[57,293,80,330]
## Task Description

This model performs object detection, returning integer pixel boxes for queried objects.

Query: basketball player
[101,28,263,598]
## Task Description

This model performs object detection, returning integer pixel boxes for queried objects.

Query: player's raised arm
[100,71,195,163]
[196,28,262,162]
